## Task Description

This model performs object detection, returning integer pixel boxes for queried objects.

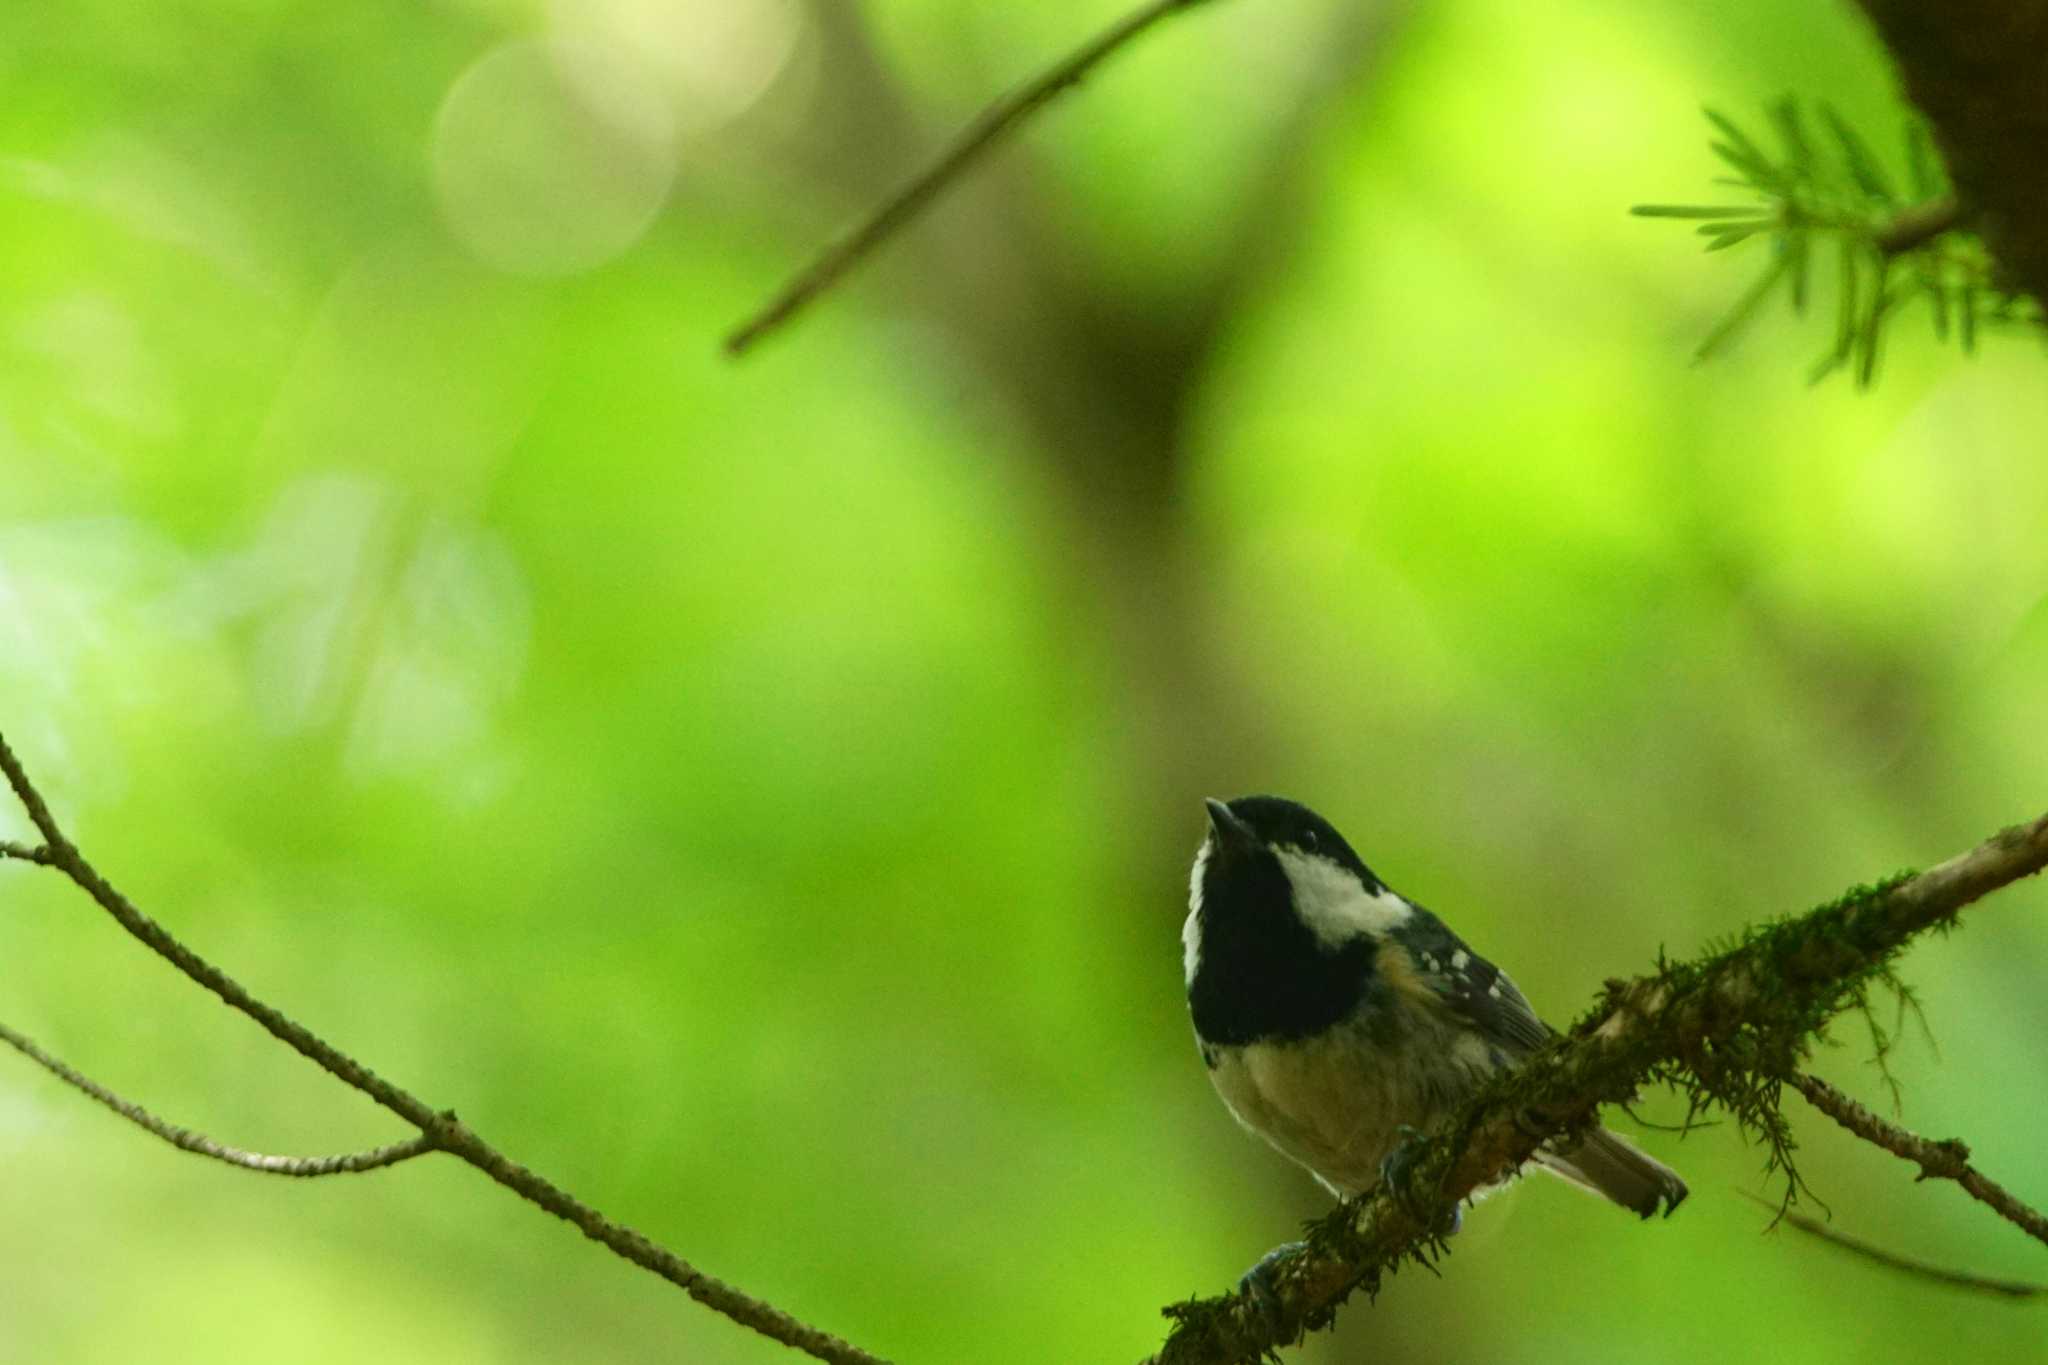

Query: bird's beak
[1204,798,1257,854]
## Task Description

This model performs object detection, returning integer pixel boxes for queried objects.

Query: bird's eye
[1299,829,1319,852]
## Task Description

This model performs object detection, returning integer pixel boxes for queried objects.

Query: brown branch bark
[1,839,57,865]
[1148,810,2048,1365]
[0,1020,437,1176]
[1852,2,2048,303]
[1792,1071,2048,1248]
[0,729,890,1365]
[1873,195,1963,257]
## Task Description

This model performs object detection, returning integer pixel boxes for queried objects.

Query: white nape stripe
[1272,847,1412,949]
[1183,838,1211,984]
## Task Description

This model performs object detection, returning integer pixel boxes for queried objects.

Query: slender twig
[1149,810,2048,1365]
[1740,1191,2046,1300]
[1,838,56,865]
[0,729,889,1365]
[724,0,1226,356]
[0,1020,436,1176]
[1875,195,1963,256]
[1792,1071,2048,1249]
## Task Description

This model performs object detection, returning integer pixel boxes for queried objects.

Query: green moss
[1156,867,1955,1361]
[1567,868,1922,1199]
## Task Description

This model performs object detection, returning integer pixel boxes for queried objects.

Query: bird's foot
[1237,1240,1306,1333]
[1379,1125,1462,1236]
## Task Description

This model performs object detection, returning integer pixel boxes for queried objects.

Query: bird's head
[1185,796,1404,980]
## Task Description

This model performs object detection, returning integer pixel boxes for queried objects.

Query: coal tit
[1185,796,1687,1220]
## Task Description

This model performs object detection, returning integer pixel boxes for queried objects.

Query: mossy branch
[1149,811,2048,1365]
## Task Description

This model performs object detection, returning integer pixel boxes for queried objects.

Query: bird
[1183,794,1687,1232]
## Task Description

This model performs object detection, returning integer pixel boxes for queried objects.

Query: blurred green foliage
[2,2,2045,1364]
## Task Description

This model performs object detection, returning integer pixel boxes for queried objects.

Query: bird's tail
[1535,1127,1688,1218]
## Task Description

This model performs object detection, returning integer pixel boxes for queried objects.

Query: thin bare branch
[0,728,890,1365]
[0,1020,437,1176]
[1792,1071,2048,1249]
[1741,1191,2047,1300]
[724,0,1227,356]
[1,839,56,865]
[1148,810,2048,1365]
[1875,196,1964,256]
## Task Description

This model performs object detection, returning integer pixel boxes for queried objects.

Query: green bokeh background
[3,2,2045,1362]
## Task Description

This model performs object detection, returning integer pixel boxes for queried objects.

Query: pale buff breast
[1205,1009,1505,1197]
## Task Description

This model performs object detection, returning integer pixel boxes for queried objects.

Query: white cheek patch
[1273,847,1412,949]
[1183,838,1211,984]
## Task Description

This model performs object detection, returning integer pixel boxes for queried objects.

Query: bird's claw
[1379,1125,1462,1236]
[1237,1240,1306,1333]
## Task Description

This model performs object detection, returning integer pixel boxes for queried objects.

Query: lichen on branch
[1150,813,2048,1365]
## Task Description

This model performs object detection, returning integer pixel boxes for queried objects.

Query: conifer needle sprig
[1634,99,2040,387]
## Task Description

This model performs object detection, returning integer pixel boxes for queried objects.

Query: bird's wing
[1388,907,1553,1055]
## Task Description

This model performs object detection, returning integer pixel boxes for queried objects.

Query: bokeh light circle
[547,0,808,136]
[431,39,676,277]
